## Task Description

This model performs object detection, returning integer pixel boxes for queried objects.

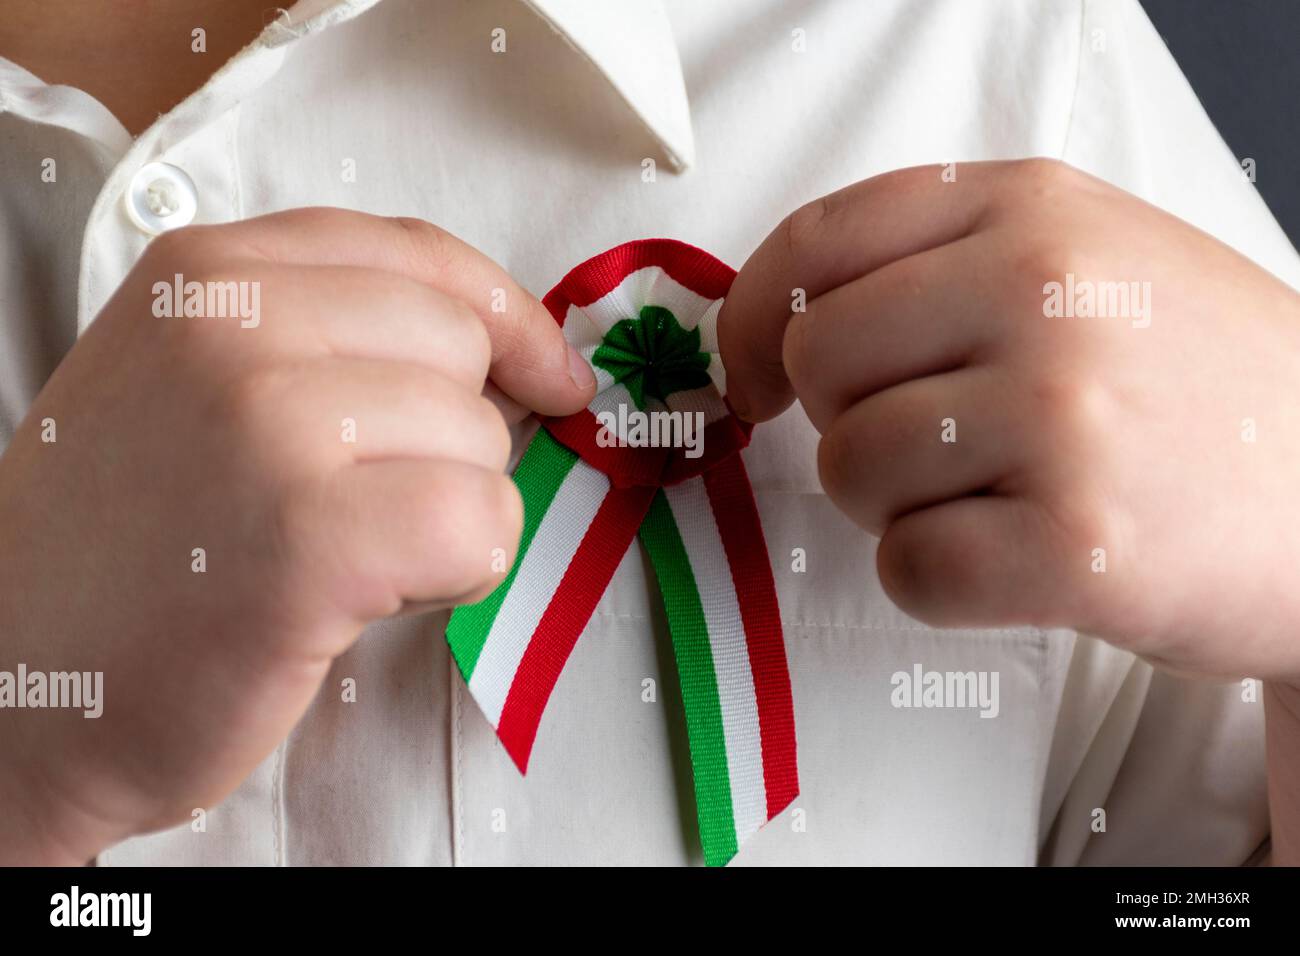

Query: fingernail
[567,345,596,391]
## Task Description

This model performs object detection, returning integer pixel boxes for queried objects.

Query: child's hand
[0,208,595,863]
[720,159,1300,681]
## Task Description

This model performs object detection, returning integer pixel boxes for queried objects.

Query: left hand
[720,158,1300,681]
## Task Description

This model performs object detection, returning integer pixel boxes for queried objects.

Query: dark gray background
[1139,0,1300,250]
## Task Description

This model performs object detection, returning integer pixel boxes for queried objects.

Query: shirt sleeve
[1062,0,1300,288]
[1039,0,1292,865]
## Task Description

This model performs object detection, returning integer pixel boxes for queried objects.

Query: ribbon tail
[447,427,653,773]
[639,456,799,867]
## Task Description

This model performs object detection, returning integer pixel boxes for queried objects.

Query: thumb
[718,231,801,423]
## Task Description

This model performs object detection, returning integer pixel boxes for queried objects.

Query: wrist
[0,764,86,868]
[1264,681,1300,866]
[0,736,109,865]
[0,671,119,868]
[0,535,120,864]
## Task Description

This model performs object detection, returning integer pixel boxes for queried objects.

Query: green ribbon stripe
[638,488,739,866]
[446,429,579,681]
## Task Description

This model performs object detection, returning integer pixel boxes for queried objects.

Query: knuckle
[265,480,312,573]
[144,262,270,347]
[261,478,340,606]
[220,365,292,437]
[1012,241,1101,313]
[493,474,525,550]
[741,337,789,398]
[878,388,933,452]
[1037,495,1138,628]
[431,470,521,592]
[844,389,932,475]
[876,521,969,626]
[390,216,450,268]
[874,253,929,302]
[390,215,437,240]
[876,531,929,612]
[145,223,205,262]
[876,519,968,626]
[1004,159,1099,224]
[455,302,493,374]
[408,473,470,560]
[488,299,537,356]
[145,223,243,275]
[1013,157,1079,194]
[1041,490,1119,562]
[286,206,344,231]
[1029,375,1111,442]
[816,421,861,504]
[1012,237,1092,287]
[473,395,513,468]
[780,310,815,388]
[781,194,834,263]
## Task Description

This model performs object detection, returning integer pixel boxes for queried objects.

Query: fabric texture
[447,240,798,865]
[0,0,1291,865]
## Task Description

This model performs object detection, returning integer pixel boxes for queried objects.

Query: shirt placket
[75,42,295,333]
[75,24,307,869]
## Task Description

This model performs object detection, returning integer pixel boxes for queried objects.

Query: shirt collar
[517,0,695,171]
[0,0,697,172]
[267,0,696,171]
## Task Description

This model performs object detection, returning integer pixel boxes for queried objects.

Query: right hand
[0,208,596,863]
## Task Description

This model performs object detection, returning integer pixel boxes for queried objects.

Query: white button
[124,162,198,235]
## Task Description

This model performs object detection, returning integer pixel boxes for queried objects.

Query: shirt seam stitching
[271,740,286,866]
[450,654,464,866]
[230,103,246,220]
[1059,0,1089,161]
[588,607,1048,636]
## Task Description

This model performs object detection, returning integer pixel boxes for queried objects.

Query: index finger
[193,207,596,417]
[718,160,1006,423]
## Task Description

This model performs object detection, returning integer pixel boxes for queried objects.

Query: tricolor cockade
[445,240,799,866]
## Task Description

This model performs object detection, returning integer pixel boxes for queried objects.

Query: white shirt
[2,0,1294,866]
